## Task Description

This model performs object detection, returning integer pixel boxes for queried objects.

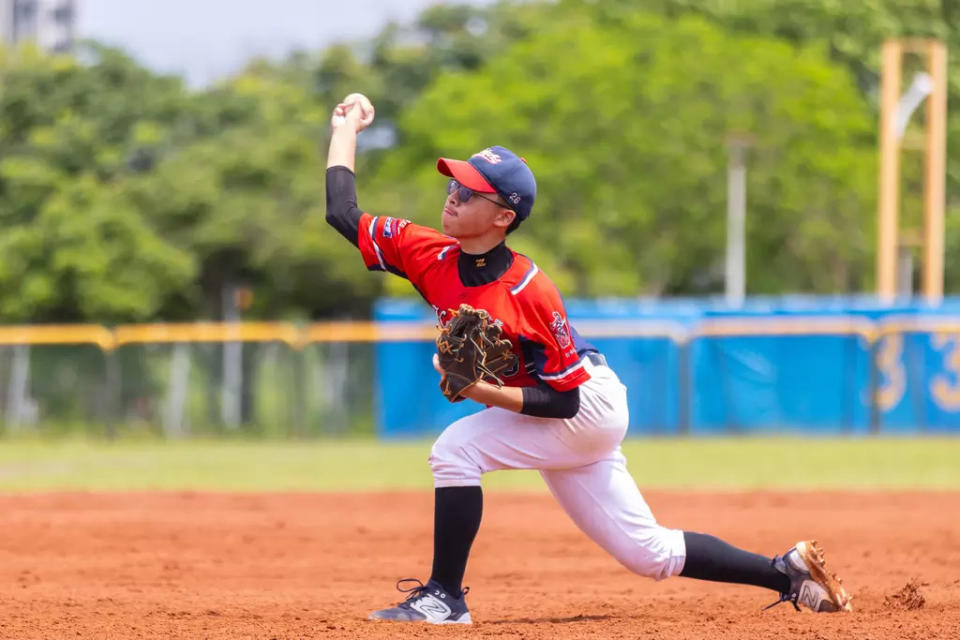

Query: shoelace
[762,592,801,612]
[395,578,429,607]
[393,578,470,607]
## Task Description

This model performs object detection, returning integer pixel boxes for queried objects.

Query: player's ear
[494,207,516,230]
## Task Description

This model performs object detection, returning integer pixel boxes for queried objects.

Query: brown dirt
[1,490,959,639]
[885,579,927,611]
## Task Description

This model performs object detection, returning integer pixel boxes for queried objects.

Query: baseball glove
[436,303,518,402]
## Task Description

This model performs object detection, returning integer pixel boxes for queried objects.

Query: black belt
[584,352,607,368]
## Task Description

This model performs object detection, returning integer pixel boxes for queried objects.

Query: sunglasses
[447,179,507,208]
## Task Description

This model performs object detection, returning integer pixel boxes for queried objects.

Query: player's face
[442,180,514,238]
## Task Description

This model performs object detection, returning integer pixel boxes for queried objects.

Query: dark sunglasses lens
[447,179,473,202]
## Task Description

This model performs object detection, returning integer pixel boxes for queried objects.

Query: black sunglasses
[447,179,507,208]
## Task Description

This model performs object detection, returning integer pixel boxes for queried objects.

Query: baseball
[343,92,375,124]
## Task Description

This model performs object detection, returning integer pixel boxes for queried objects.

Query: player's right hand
[331,93,375,133]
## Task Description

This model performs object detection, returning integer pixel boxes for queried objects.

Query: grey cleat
[368,578,472,624]
[768,540,853,612]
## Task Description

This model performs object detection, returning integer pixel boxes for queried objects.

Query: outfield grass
[0,436,958,492]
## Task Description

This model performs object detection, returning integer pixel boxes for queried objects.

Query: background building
[0,0,75,53]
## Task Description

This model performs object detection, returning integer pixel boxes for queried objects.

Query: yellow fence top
[0,325,115,350]
[4,316,960,349]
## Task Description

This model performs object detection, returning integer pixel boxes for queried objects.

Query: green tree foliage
[2,1,959,322]
[123,69,380,318]
[373,13,875,295]
[0,45,196,321]
[596,0,960,290]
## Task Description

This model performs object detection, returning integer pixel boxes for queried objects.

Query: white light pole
[725,137,751,308]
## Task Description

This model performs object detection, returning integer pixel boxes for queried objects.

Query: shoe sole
[368,612,472,625]
[796,540,853,612]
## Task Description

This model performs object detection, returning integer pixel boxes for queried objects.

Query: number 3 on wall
[874,334,906,411]
[931,332,960,410]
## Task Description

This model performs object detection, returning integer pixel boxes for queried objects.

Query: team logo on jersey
[433,305,452,327]
[550,311,572,349]
[382,217,409,238]
[472,148,502,164]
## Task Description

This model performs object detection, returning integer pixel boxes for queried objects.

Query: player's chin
[441,217,458,236]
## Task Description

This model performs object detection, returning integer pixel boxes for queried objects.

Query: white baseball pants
[428,359,687,581]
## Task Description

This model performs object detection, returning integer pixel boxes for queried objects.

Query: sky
[77,0,495,86]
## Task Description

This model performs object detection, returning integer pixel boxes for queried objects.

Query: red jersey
[356,213,591,391]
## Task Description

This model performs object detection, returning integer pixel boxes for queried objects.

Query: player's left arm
[453,276,587,417]
[434,355,580,418]
[460,379,579,418]
[461,380,526,412]
[432,353,524,412]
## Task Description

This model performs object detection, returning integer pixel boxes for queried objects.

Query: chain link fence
[0,340,375,438]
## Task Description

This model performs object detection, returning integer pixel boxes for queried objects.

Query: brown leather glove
[435,303,517,402]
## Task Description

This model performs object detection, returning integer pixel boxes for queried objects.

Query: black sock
[429,486,482,597]
[679,532,791,593]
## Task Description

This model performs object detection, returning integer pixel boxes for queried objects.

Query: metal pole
[5,344,30,429]
[725,141,747,308]
[163,342,190,437]
[221,284,242,429]
[923,40,947,304]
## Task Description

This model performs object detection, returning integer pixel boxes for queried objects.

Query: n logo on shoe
[798,582,823,610]
[411,594,452,621]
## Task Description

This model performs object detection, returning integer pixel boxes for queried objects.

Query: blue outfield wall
[373,296,960,437]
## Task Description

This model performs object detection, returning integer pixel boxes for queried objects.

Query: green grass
[1,436,958,492]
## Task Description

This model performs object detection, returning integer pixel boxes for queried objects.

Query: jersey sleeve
[519,277,591,391]
[356,213,454,284]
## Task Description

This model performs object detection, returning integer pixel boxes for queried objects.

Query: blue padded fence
[374,296,960,437]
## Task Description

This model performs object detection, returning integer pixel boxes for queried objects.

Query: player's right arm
[325,95,456,286]
[325,95,374,246]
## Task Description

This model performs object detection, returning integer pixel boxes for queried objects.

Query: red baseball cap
[436,157,497,193]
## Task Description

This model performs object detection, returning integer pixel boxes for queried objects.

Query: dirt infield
[1,491,958,639]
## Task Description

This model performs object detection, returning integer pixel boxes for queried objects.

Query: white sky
[76,0,495,86]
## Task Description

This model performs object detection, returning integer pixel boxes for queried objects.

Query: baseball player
[325,94,851,624]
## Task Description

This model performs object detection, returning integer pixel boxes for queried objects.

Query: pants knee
[617,527,687,581]
[429,428,483,487]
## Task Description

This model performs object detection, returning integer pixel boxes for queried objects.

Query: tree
[579,0,960,291]
[369,13,876,296]
[0,44,197,321]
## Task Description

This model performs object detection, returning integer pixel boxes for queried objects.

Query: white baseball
[343,92,375,128]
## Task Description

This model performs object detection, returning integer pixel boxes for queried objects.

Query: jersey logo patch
[382,217,410,239]
[550,311,572,349]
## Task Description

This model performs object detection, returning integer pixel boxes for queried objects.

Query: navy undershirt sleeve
[325,166,362,247]
[521,383,580,419]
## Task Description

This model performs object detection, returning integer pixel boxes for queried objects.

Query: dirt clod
[885,579,926,611]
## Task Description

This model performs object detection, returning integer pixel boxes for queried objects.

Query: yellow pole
[923,40,947,304]
[878,40,902,303]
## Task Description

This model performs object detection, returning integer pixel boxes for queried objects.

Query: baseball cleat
[768,540,853,612]
[368,578,472,624]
